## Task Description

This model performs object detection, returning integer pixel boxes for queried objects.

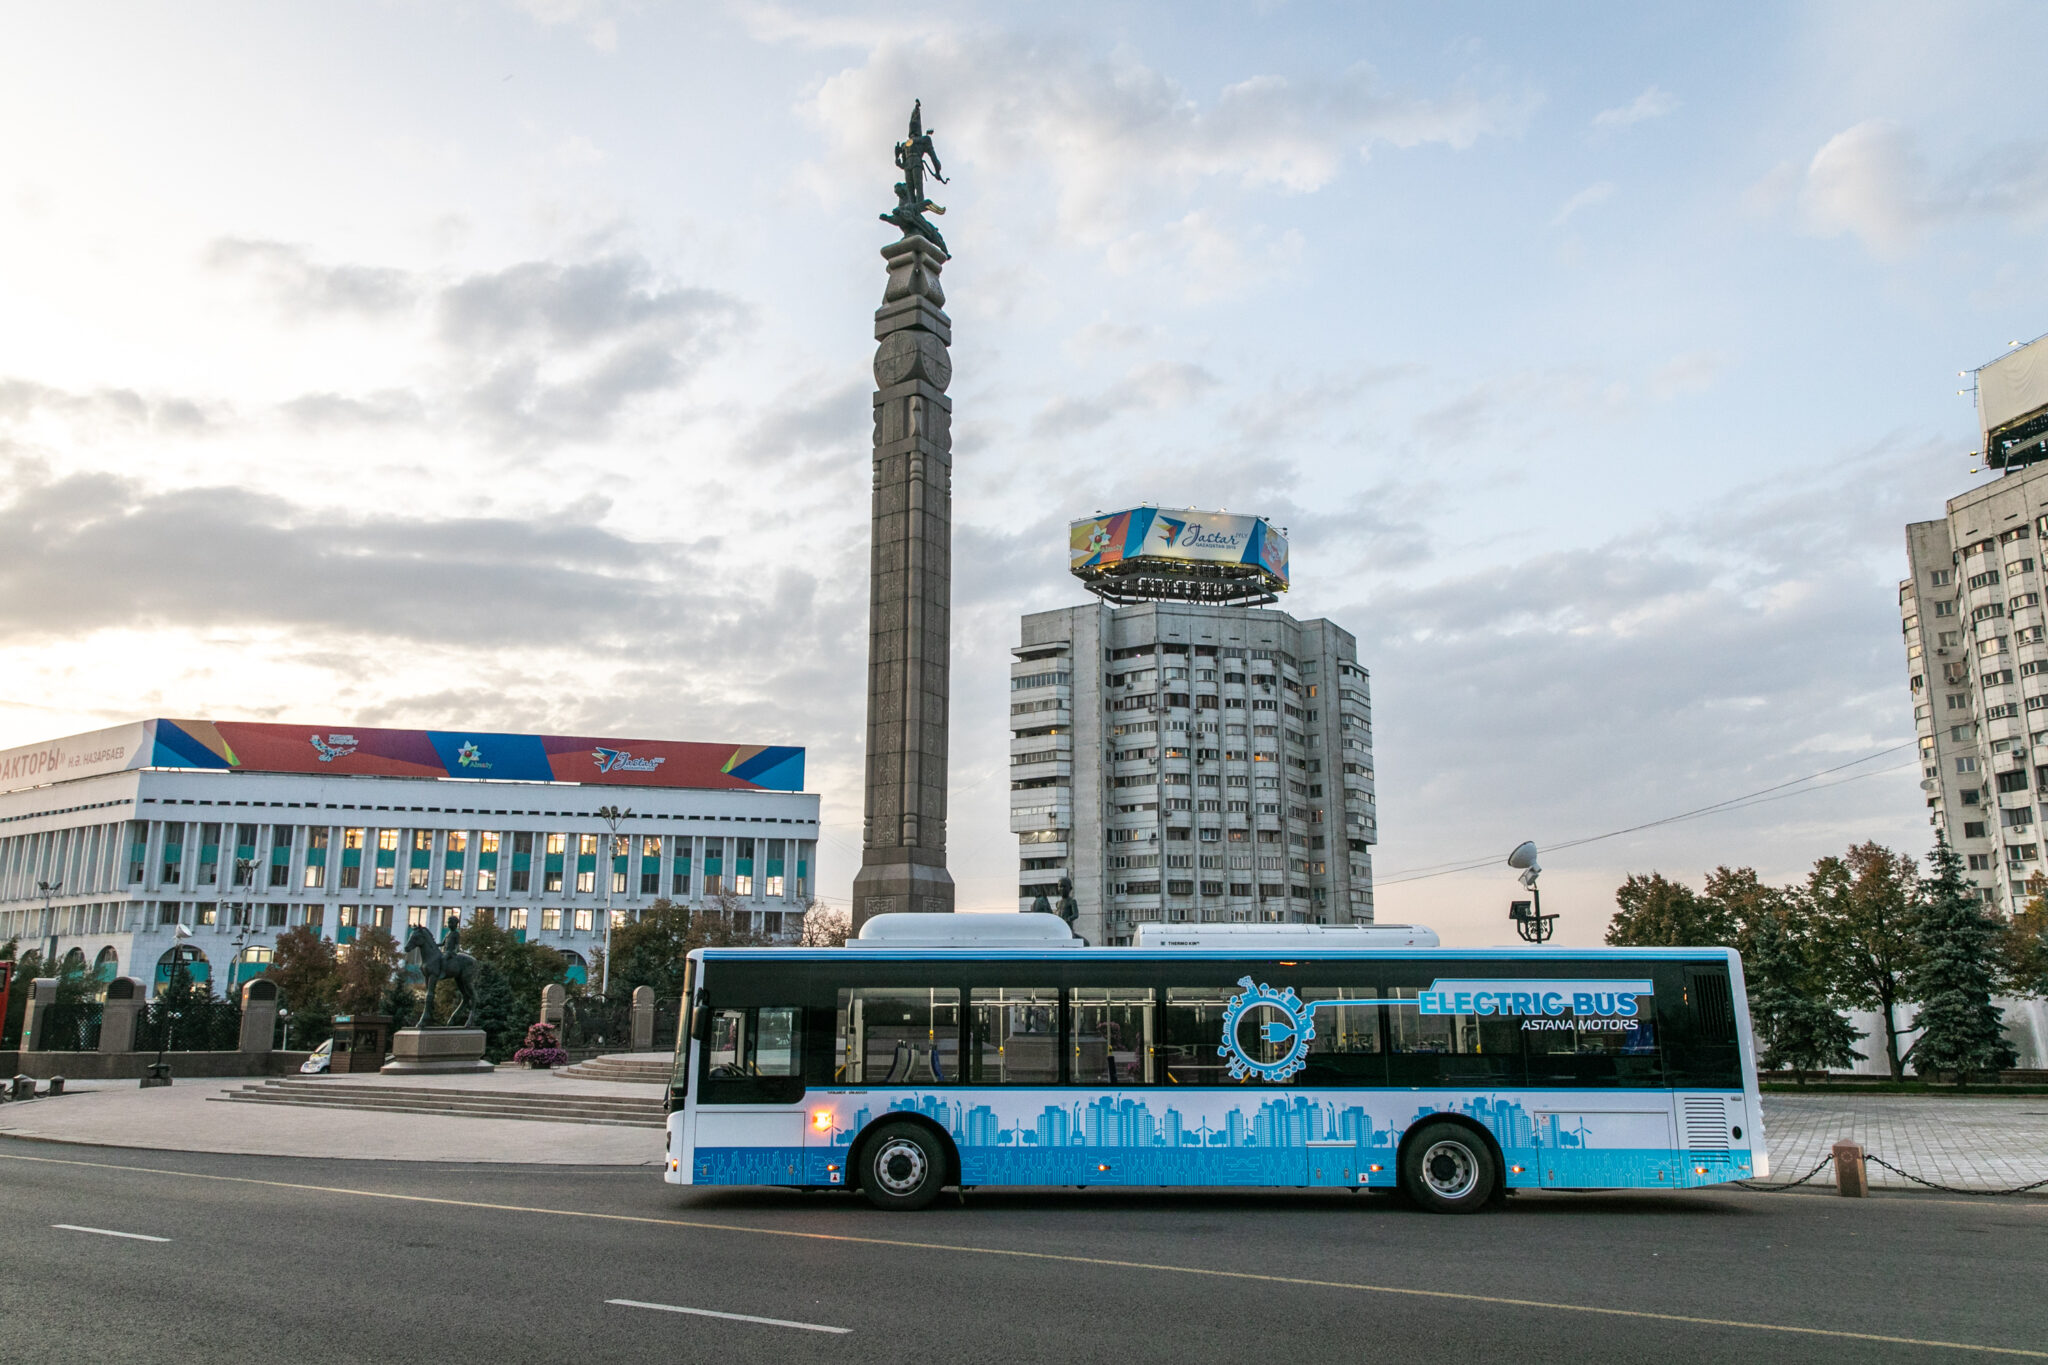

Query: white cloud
[1592,85,1678,129]
[1798,120,1927,257]
[798,31,1535,244]
[1648,350,1732,400]
[1796,119,2048,257]
[1551,180,1615,226]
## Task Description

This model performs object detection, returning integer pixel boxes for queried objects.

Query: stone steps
[555,1054,675,1084]
[211,1079,666,1128]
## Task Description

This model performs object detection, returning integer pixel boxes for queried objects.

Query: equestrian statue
[401,917,480,1028]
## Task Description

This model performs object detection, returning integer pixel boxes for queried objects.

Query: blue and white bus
[663,914,1765,1213]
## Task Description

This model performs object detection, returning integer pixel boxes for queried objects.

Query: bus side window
[838,987,961,1085]
[1298,988,1385,1086]
[1070,987,1155,1084]
[1385,989,1524,1087]
[1161,987,1257,1085]
[967,986,1060,1084]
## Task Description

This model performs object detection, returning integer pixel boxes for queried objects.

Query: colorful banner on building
[1069,506,1289,586]
[0,719,803,795]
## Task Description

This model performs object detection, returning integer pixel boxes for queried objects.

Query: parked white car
[299,1039,333,1075]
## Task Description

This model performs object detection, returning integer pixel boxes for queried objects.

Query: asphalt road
[3,1137,2044,1364]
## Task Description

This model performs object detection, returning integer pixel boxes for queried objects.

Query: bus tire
[1400,1121,1496,1214]
[859,1121,944,1211]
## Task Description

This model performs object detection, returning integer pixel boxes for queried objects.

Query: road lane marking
[607,1298,849,1334]
[1,1151,2040,1359]
[53,1224,169,1242]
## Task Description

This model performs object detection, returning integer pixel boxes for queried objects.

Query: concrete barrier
[18,978,56,1052]
[99,977,146,1053]
[631,985,655,1051]
[239,979,279,1054]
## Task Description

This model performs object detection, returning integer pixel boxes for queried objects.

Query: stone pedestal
[99,977,145,1054]
[380,1028,493,1075]
[18,977,56,1052]
[631,985,655,1051]
[539,983,565,1028]
[238,979,279,1054]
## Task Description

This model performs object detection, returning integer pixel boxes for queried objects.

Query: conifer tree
[1746,903,1861,1081]
[1908,838,2018,1084]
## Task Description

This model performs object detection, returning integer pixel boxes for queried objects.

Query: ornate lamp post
[595,805,632,998]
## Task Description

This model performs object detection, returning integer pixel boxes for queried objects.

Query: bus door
[692,1003,806,1185]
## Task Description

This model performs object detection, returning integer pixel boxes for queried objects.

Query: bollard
[1832,1140,1867,1197]
[11,1074,34,1102]
[46,1075,64,1097]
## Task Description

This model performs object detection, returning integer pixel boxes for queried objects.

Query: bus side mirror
[689,989,709,1042]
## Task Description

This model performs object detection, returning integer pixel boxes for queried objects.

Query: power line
[1375,741,1920,887]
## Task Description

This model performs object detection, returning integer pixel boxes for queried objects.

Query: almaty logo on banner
[456,741,491,770]
[309,733,358,762]
[592,746,665,774]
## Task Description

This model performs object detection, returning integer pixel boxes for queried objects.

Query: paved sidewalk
[1760,1094,2048,1192]
[0,1065,666,1164]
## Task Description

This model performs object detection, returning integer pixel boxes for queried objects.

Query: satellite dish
[174,923,194,940]
[1507,841,1540,871]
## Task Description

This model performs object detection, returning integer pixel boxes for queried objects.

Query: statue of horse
[401,924,480,1028]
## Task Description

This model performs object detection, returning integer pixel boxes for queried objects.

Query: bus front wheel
[1400,1122,1496,1214]
[859,1122,944,1211]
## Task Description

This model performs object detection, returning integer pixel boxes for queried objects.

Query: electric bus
[663,913,1764,1213]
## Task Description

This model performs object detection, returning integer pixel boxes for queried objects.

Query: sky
[3,2,2046,945]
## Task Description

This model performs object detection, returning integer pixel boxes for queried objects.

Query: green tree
[2004,874,2048,997]
[1747,901,1863,1081]
[607,898,767,1002]
[470,963,525,1062]
[334,925,401,1015]
[1906,839,2018,1084]
[462,909,567,1025]
[266,925,338,1019]
[1807,842,1920,1080]
[1606,872,1735,946]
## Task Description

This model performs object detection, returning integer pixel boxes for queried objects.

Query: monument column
[854,103,956,927]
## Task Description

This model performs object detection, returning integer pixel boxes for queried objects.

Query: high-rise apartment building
[1011,600,1377,946]
[1900,334,2048,906]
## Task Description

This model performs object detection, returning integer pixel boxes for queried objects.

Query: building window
[574,909,593,932]
[576,871,595,894]
[546,869,564,892]
[410,867,430,890]
[542,907,561,931]
[508,908,528,932]
[373,905,392,929]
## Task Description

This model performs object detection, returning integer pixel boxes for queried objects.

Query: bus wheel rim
[874,1137,927,1194]
[1421,1140,1478,1199]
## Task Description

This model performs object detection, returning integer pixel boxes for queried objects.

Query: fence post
[1832,1140,1867,1197]
[239,979,279,1055]
[99,977,146,1053]
[540,983,565,1029]
[18,978,57,1052]
[631,986,655,1051]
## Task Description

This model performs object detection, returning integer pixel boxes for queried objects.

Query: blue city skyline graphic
[828,1091,1567,1152]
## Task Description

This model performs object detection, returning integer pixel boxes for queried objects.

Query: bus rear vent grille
[1683,1097,1729,1155]
[1687,970,1736,1043]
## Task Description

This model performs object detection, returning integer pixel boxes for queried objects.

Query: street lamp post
[149,924,197,1084]
[1506,841,1557,944]
[37,878,61,965]
[595,805,633,999]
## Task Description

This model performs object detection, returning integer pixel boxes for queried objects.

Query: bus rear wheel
[859,1122,944,1211]
[1400,1122,1496,1214]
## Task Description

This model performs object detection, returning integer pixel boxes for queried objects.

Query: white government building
[0,718,820,995]
[1016,508,1377,946]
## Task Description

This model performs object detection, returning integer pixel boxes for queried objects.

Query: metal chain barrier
[1733,1152,2048,1197]
[1733,1154,1834,1192]
[1863,1154,2048,1198]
